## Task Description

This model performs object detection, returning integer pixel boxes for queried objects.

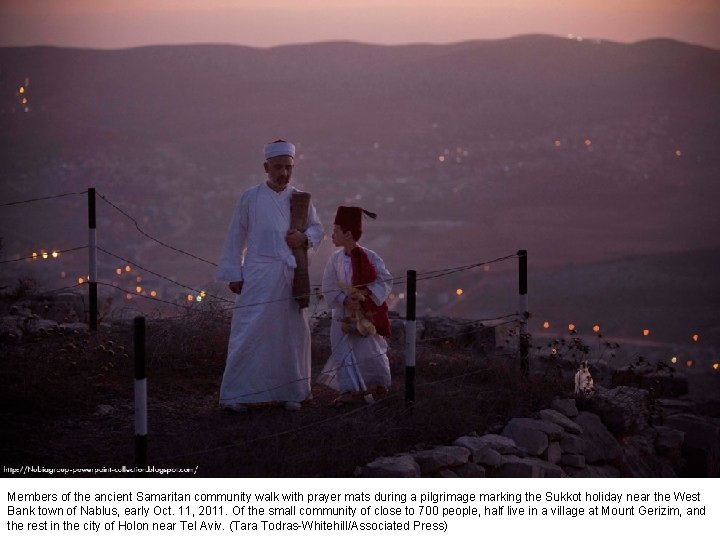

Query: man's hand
[286,229,308,249]
[229,281,243,294]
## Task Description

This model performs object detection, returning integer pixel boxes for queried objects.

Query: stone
[502,418,550,456]
[565,465,621,478]
[560,433,585,455]
[621,433,676,477]
[525,458,566,477]
[475,434,521,455]
[452,436,503,468]
[452,462,486,478]
[612,363,689,398]
[543,442,562,464]
[575,412,622,464]
[24,318,58,334]
[654,426,684,462]
[586,385,651,435]
[539,409,583,435]
[0,316,23,343]
[362,455,421,478]
[433,469,459,478]
[490,455,545,478]
[665,414,720,477]
[560,454,586,468]
[551,398,579,418]
[412,446,470,474]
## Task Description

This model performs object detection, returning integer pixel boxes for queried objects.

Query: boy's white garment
[217,182,323,405]
[318,247,392,393]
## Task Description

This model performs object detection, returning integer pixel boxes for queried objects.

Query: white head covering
[264,140,295,160]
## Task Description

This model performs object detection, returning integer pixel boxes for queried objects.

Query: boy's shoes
[224,403,248,413]
[284,401,302,411]
[363,394,375,404]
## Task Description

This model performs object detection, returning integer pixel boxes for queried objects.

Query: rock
[59,322,89,334]
[525,458,566,477]
[0,316,23,343]
[452,462,486,478]
[612,363,689,398]
[412,446,470,474]
[560,454,586,468]
[543,441,562,464]
[539,409,583,435]
[551,398,579,418]
[475,434,521,455]
[565,465,621,478]
[490,455,545,477]
[621,432,677,477]
[585,385,651,435]
[362,455,421,478]
[434,469,459,478]
[452,436,503,468]
[560,433,585,455]
[654,426,684,463]
[24,318,58,334]
[502,418,551,456]
[575,412,622,464]
[664,414,720,477]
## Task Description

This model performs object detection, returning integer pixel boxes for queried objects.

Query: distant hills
[0,36,718,346]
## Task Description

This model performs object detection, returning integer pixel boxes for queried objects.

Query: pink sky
[1,0,718,49]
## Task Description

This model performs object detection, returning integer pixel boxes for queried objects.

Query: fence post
[88,188,98,331]
[405,270,416,406]
[134,316,147,471]
[517,249,529,375]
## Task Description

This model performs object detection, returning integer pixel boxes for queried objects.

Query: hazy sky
[1,0,719,49]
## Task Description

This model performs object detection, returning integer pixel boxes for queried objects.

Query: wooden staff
[290,191,311,309]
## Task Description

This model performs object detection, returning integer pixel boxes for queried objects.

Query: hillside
[0,36,718,350]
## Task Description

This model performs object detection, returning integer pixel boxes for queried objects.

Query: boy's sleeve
[322,253,346,310]
[367,251,392,306]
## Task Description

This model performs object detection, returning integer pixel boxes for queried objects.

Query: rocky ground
[1,292,718,478]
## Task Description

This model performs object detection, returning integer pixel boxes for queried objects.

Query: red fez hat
[334,206,377,239]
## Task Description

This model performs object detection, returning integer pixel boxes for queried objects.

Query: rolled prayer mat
[290,191,311,309]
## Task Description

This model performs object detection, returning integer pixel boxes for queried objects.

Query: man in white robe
[217,140,323,412]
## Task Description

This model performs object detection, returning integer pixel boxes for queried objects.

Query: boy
[318,206,393,405]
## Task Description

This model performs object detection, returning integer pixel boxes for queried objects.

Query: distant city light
[543,321,550,329]
[643,329,651,336]
[135,286,142,294]
[398,293,405,300]
[32,252,38,259]
[584,139,592,147]
[713,363,719,371]
[675,150,682,157]
[196,295,203,302]
[78,277,85,284]
[51,251,59,258]
[455,288,463,296]
[438,156,445,162]
[126,294,132,301]
[593,324,600,333]
[19,87,25,94]
[686,359,694,368]
[41,251,48,259]
[554,140,561,147]
[116,268,122,275]
[125,265,132,272]
[568,323,576,331]
[150,291,157,297]
[136,276,142,283]
[692,334,699,342]
[671,356,678,364]
[186,294,194,302]
[200,291,207,298]
[483,264,490,272]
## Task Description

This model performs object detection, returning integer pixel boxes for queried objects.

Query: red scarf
[350,247,391,338]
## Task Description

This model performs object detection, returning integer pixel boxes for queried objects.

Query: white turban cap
[264,140,296,160]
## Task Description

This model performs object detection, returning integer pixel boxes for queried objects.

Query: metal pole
[518,249,529,375]
[134,316,147,471]
[88,188,98,331]
[405,270,416,406]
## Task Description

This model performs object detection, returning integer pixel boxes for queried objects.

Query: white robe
[318,247,392,393]
[217,182,323,405]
